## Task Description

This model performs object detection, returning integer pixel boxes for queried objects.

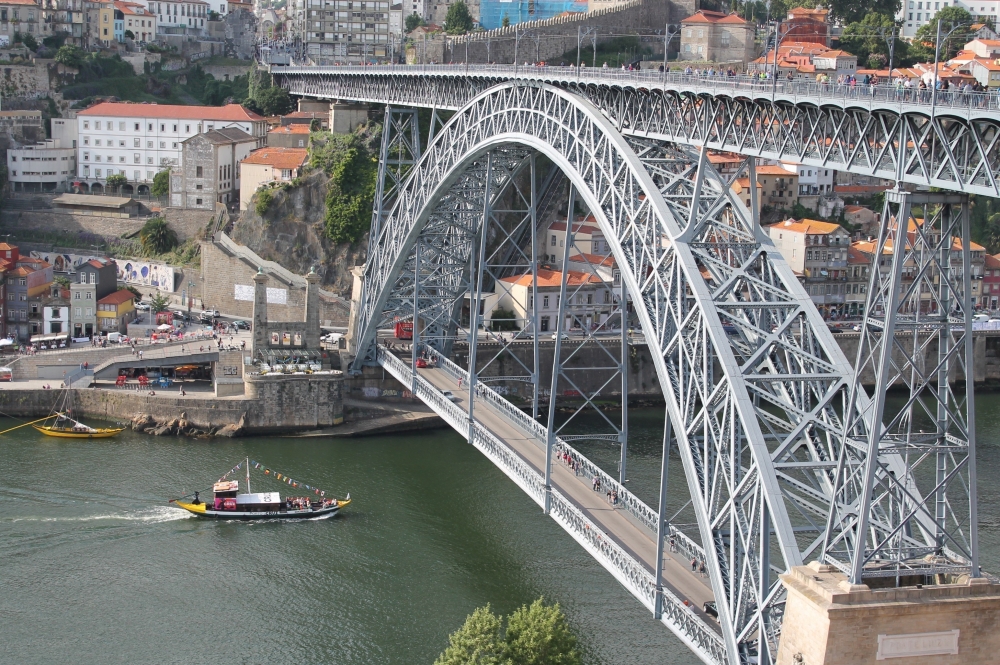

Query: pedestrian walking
[691,557,697,572]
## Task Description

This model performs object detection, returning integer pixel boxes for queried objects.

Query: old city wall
[0,209,147,238]
[444,0,692,65]
[0,374,344,434]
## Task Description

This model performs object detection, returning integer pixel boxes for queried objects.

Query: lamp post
[187,280,194,320]
[931,20,968,115]
[662,23,680,79]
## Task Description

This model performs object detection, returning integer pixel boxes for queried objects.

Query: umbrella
[0,339,13,346]
[157,324,173,331]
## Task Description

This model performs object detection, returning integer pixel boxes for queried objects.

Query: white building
[485,268,616,333]
[7,139,77,192]
[782,162,835,196]
[75,102,266,191]
[43,302,70,335]
[140,0,208,35]
[898,1,999,39]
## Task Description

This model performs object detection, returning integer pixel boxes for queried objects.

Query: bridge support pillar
[777,561,1000,665]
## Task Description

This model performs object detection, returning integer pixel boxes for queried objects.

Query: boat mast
[246,457,251,494]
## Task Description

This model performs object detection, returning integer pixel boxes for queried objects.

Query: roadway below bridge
[412,359,719,630]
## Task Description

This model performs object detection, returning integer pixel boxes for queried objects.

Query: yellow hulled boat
[33,423,125,438]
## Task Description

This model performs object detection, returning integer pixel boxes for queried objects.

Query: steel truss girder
[274,68,1000,197]
[823,190,980,583]
[350,82,880,665]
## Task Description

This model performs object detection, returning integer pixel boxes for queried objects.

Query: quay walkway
[376,347,727,664]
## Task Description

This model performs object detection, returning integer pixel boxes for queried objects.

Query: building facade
[766,218,851,316]
[238,147,308,210]
[487,268,614,332]
[756,165,799,210]
[96,288,136,332]
[170,127,256,209]
[680,10,755,64]
[7,139,77,192]
[143,0,208,34]
[76,102,265,190]
[71,258,117,338]
[303,0,393,64]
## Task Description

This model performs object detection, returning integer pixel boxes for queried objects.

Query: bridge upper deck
[274,63,1000,119]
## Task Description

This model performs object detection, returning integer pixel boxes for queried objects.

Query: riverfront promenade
[413,361,718,627]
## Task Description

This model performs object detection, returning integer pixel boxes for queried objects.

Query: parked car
[973,313,990,322]
[199,312,214,323]
[551,331,571,341]
[135,302,150,311]
[202,309,221,318]
[233,320,251,330]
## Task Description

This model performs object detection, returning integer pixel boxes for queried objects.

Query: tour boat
[171,458,350,520]
[33,413,125,439]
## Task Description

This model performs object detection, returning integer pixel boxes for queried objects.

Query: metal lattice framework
[345,82,928,665]
[274,65,1000,197]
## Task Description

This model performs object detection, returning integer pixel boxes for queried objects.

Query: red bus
[394,321,413,340]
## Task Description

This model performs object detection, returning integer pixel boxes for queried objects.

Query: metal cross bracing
[344,81,943,665]
[273,64,1000,197]
[822,190,980,585]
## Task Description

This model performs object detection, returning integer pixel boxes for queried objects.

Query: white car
[202,309,221,318]
[551,331,571,340]
[135,302,150,311]
[441,390,459,402]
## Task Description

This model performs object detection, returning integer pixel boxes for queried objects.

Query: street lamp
[662,23,680,78]
[188,280,194,320]
[931,20,969,115]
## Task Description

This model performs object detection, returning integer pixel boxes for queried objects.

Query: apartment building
[766,218,851,316]
[756,165,799,210]
[117,0,154,40]
[75,102,266,189]
[71,258,117,338]
[238,147,308,210]
[7,139,77,192]
[679,10,755,64]
[486,268,614,333]
[142,0,208,35]
[303,0,393,64]
[41,0,85,46]
[0,0,40,41]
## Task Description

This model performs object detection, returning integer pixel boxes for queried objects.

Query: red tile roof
[241,147,309,169]
[768,218,844,235]
[548,221,599,235]
[756,165,796,176]
[499,269,602,288]
[682,10,746,24]
[568,252,616,267]
[269,124,312,134]
[97,289,135,306]
[79,102,262,122]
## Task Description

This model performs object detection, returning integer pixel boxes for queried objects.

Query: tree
[324,145,377,243]
[445,1,473,34]
[405,12,424,32]
[839,13,908,70]
[149,293,170,314]
[828,0,900,24]
[105,173,128,193]
[435,598,581,665]
[139,217,178,255]
[504,599,580,665]
[124,29,135,40]
[910,6,974,61]
[54,44,84,68]
[151,169,170,197]
[125,285,143,300]
[433,605,505,665]
[17,32,38,51]
[257,86,293,116]
[501,13,510,28]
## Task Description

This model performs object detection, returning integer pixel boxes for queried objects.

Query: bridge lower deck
[414,362,718,628]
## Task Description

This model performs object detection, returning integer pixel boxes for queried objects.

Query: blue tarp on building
[479,0,588,30]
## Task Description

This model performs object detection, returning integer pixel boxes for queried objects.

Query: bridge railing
[277,63,1000,113]
[378,347,725,664]
[431,352,706,563]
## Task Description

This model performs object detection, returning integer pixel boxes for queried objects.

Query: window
[281,169,292,179]
[107,122,113,131]
[543,295,550,309]
[86,292,92,299]
[134,154,140,163]
[160,141,166,149]
[83,121,90,130]
[196,198,203,205]
[551,234,556,246]
[119,122,126,131]
[196,166,203,177]
[173,124,177,132]
[135,123,140,131]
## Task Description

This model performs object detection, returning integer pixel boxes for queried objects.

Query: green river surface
[2,396,998,665]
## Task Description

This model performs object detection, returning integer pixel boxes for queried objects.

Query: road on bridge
[415,363,719,629]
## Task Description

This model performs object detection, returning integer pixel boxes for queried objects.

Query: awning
[30,333,70,343]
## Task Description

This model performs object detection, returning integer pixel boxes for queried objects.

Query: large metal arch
[351,81,864,664]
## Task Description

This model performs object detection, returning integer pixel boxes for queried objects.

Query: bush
[105,173,128,192]
[255,188,274,216]
[405,12,424,31]
[444,1,473,34]
[55,44,84,68]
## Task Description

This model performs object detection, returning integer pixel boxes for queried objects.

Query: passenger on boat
[193,491,201,506]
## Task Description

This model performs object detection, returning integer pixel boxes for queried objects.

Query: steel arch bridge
[273,64,1000,198]
[280,70,982,665]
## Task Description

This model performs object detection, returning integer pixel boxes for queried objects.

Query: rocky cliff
[230,170,368,296]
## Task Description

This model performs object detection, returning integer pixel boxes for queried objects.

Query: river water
[2,397,998,665]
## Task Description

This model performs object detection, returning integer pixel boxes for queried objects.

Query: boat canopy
[235,492,281,505]
[213,480,239,493]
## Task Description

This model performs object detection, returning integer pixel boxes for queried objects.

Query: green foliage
[405,12,425,32]
[243,67,293,115]
[911,6,974,61]
[105,173,128,192]
[54,275,71,288]
[255,188,274,216]
[139,218,178,256]
[501,12,510,27]
[125,285,143,300]
[55,44,84,68]
[839,14,909,69]
[324,146,376,244]
[434,599,580,665]
[43,34,66,49]
[445,1,473,34]
[971,195,1000,253]
[490,307,518,331]
[149,293,170,313]
[124,29,135,40]
[433,605,505,665]
[151,170,170,197]
[15,32,38,51]
[827,0,900,24]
